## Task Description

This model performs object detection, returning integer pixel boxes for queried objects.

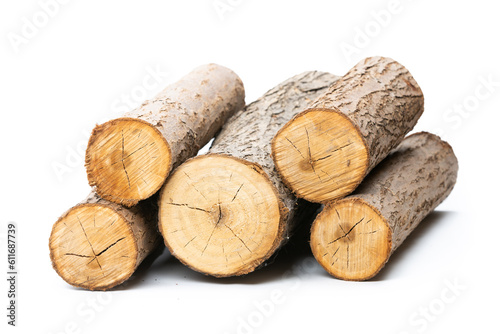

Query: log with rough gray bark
[272,56,424,203]
[310,132,458,281]
[49,191,161,290]
[85,64,245,207]
[158,71,339,277]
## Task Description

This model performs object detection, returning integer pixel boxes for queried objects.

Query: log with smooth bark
[159,71,339,277]
[272,56,424,203]
[49,191,161,290]
[85,64,245,207]
[310,132,458,281]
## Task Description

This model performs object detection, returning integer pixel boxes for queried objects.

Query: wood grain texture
[310,132,458,280]
[159,71,339,277]
[86,64,245,206]
[272,56,424,203]
[49,191,161,290]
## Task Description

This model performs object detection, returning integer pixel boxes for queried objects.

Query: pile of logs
[49,58,458,290]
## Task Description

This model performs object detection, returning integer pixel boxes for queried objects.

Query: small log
[49,191,161,290]
[158,71,339,277]
[85,64,245,207]
[310,132,458,281]
[272,56,424,203]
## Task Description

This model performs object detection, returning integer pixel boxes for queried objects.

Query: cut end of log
[272,109,368,203]
[310,198,391,281]
[159,155,283,277]
[49,203,139,290]
[85,118,171,206]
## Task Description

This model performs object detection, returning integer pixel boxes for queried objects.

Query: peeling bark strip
[49,191,161,290]
[158,71,339,277]
[310,132,458,281]
[272,56,424,203]
[85,64,245,207]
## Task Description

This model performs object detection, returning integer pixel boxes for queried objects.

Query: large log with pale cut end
[85,64,245,207]
[49,191,161,290]
[272,56,424,203]
[158,71,339,277]
[310,132,458,281]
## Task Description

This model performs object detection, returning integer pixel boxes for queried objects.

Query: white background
[1,1,498,333]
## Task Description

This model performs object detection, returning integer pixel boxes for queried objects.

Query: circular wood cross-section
[159,155,282,277]
[272,109,368,203]
[310,198,391,281]
[49,204,138,290]
[86,118,171,206]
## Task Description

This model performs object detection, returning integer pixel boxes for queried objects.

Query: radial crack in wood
[272,56,424,203]
[310,132,458,281]
[159,71,340,277]
[49,191,161,290]
[85,64,245,207]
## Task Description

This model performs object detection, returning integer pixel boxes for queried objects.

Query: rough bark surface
[310,132,458,280]
[308,56,424,172]
[126,63,245,169]
[159,71,339,277]
[49,190,161,290]
[209,71,340,242]
[272,56,424,203]
[85,63,245,206]
[349,132,458,252]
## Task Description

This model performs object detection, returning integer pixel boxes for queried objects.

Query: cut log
[272,56,424,203]
[49,191,161,290]
[310,132,458,281]
[85,64,245,207]
[159,71,340,277]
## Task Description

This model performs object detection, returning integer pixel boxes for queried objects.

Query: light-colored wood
[85,119,170,206]
[49,191,161,290]
[310,132,458,281]
[272,56,424,203]
[160,155,282,277]
[272,110,368,203]
[159,71,339,277]
[86,64,245,207]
